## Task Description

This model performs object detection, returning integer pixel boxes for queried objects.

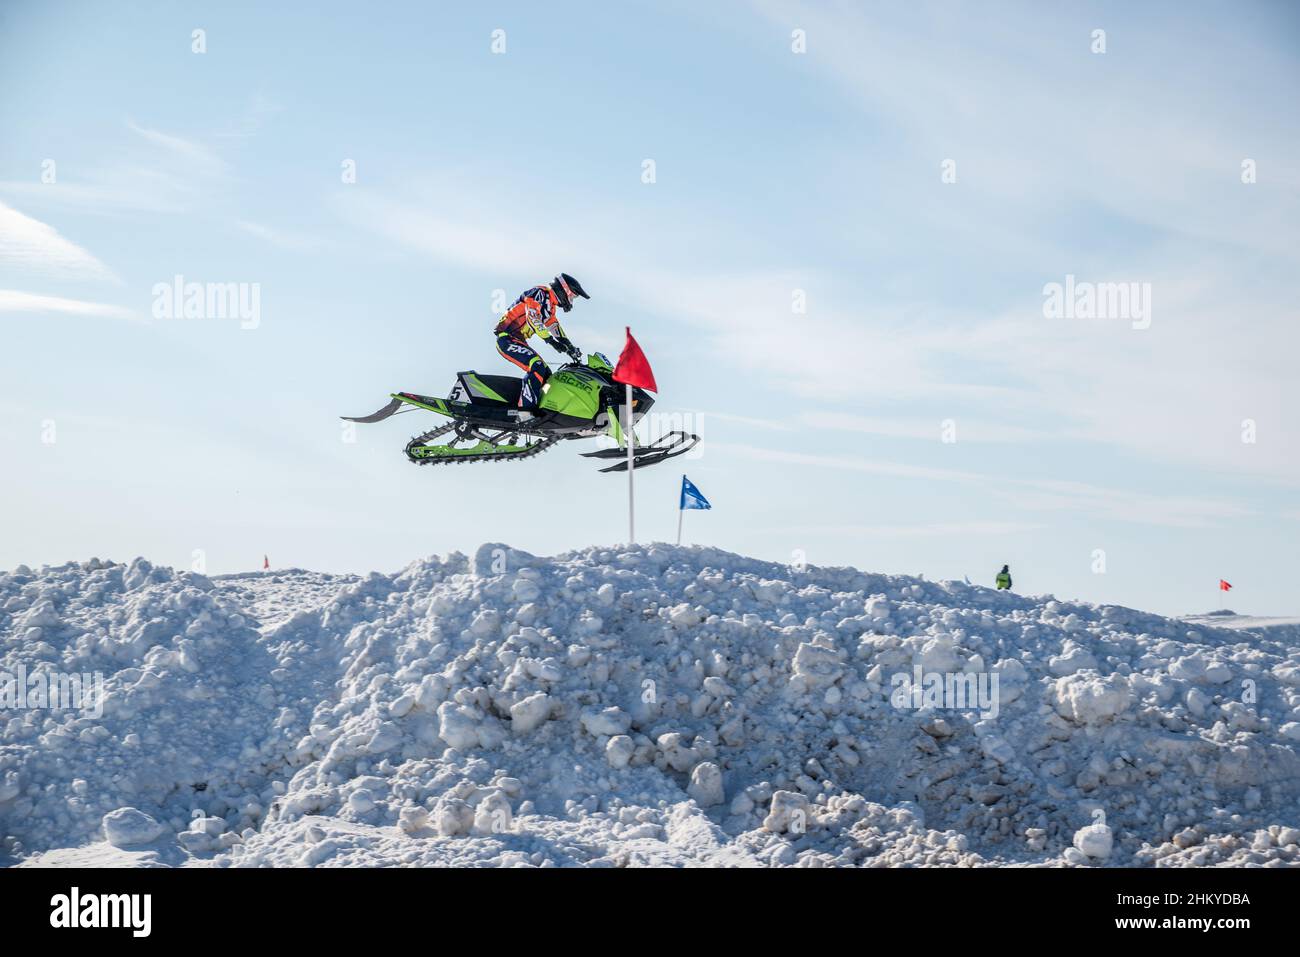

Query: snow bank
[3,546,1299,867]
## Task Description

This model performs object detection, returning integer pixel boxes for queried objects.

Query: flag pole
[676,499,684,545]
[625,382,635,543]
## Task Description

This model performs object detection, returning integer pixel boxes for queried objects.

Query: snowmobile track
[404,424,561,467]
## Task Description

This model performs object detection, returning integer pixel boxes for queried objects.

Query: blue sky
[1,0,1297,616]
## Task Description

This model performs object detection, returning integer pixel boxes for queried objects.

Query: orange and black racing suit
[495,284,578,409]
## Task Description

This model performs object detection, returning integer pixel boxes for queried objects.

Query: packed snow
[1181,611,1300,643]
[2,545,1299,868]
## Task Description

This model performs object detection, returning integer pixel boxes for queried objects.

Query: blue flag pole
[677,475,685,546]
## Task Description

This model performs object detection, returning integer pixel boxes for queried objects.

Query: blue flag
[680,475,711,511]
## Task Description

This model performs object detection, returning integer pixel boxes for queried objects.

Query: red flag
[263,555,270,570]
[1219,579,1232,591]
[612,327,658,392]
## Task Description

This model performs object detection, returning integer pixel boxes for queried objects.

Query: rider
[495,273,590,409]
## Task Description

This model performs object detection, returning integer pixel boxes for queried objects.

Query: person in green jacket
[995,565,1013,590]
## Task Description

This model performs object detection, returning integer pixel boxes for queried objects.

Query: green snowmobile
[341,351,699,472]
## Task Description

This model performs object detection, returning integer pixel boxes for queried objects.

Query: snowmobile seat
[453,371,524,407]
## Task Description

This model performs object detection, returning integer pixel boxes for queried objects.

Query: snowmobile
[341,352,699,472]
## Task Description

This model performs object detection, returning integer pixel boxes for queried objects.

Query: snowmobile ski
[583,430,700,472]
[341,397,406,423]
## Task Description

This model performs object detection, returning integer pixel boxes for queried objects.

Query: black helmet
[551,273,590,312]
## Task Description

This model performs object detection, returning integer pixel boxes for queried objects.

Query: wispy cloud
[126,120,228,176]
[235,219,327,251]
[214,92,284,139]
[719,441,1251,528]
[1,117,237,218]
[0,289,135,320]
[704,411,797,432]
[0,176,189,215]
[0,201,120,283]
[799,412,1047,443]
[332,189,577,277]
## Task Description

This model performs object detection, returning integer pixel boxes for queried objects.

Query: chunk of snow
[763,791,811,834]
[606,735,635,769]
[791,642,843,689]
[437,702,485,749]
[1072,823,1113,860]
[1052,674,1131,725]
[102,808,165,847]
[435,799,474,837]
[687,762,725,807]
[581,707,631,737]
[510,692,552,734]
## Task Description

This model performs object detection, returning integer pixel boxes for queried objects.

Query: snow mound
[4,546,1299,868]
[1182,613,1300,645]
